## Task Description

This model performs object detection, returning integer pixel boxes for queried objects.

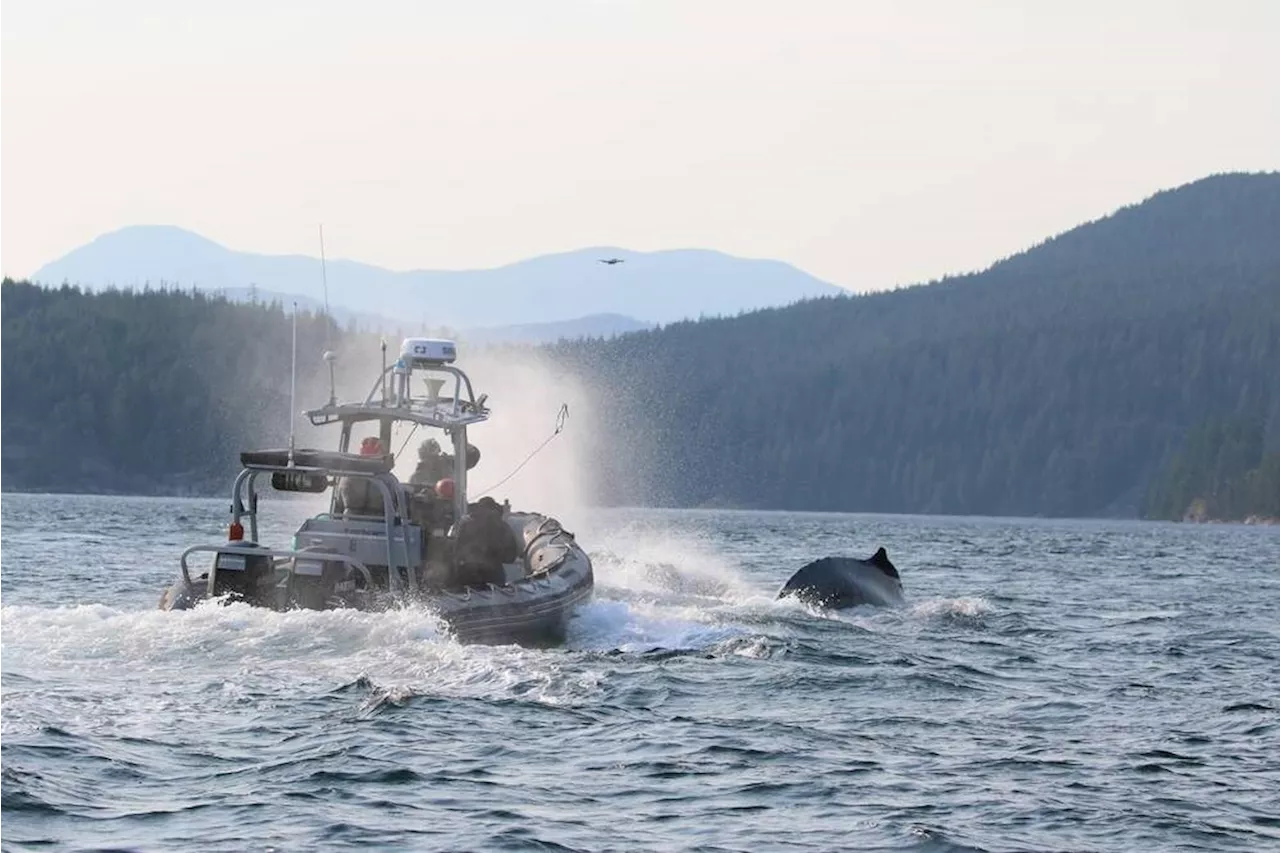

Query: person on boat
[410,438,453,487]
[334,436,387,517]
[453,496,520,588]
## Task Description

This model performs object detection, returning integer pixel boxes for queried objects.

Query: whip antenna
[288,301,298,466]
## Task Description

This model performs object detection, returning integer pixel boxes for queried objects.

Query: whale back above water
[777,548,905,610]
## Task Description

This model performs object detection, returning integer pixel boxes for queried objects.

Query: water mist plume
[290,334,601,526]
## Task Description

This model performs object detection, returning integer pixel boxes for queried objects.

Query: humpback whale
[777,548,905,609]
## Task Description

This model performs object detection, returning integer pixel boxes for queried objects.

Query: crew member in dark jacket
[410,438,481,489]
[410,439,453,487]
[454,497,520,587]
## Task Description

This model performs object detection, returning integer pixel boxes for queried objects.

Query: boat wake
[587,532,761,602]
[2,528,996,732]
[569,529,786,654]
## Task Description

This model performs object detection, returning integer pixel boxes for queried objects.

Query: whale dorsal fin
[868,547,900,579]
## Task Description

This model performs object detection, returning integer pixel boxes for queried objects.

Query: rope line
[395,423,420,460]
[472,403,569,498]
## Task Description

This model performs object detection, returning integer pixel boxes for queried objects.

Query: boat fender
[522,530,557,563]
[530,548,570,576]
[521,518,563,555]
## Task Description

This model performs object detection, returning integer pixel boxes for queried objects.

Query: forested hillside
[3,173,1278,519]
[0,283,342,494]
[550,173,1280,518]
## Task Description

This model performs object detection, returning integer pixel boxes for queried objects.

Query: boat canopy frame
[303,361,490,522]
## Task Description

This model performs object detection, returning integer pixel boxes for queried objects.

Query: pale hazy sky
[2,0,1277,290]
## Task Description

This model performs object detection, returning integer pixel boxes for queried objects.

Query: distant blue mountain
[216,285,653,343]
[213,286,401,331]
[463,313,655,345]
[30,225,842,328]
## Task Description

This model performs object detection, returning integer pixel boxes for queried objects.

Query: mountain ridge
[29,226,842,328]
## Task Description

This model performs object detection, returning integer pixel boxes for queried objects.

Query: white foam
[566,597,751,653]
[909,596,993,619]
[586,524,759,603]
[0,601,601,709]
[563,520,792,653]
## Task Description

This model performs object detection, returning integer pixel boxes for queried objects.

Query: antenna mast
[288,301,298,466]
[320,225,337,406]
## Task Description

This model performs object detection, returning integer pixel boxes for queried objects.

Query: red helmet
[359,437,384,456]
[435,477,456,499]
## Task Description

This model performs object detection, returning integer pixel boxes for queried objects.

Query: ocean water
[2,493,1278,852]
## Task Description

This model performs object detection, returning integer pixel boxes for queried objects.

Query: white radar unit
[400,337,457,367]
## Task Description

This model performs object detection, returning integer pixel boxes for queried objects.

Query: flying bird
[598,258,625,265]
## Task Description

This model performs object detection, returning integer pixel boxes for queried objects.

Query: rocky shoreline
[1179,497,1278,525]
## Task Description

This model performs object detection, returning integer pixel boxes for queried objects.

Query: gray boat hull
[160,512,594,647]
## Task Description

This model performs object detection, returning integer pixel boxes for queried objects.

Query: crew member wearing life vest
[334,436,387,516]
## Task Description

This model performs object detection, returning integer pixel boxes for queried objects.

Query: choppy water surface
[3,493,1278,852]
